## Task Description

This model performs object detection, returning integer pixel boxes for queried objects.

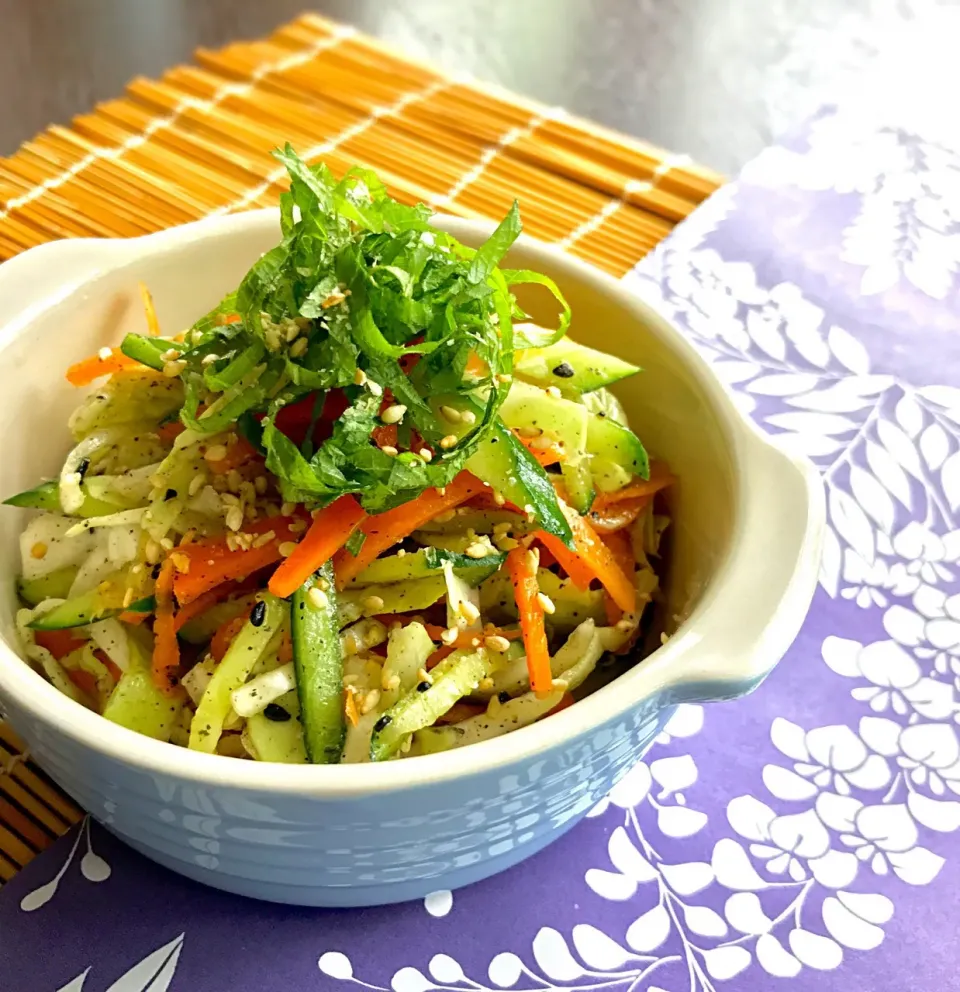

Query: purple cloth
[6,104,960,991]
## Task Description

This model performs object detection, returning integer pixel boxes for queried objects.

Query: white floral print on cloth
[4,105,960,992]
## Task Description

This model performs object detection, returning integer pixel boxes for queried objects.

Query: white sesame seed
[285,323,301,343]
[397,549,407,558]
[465,542,491,559]
[308,587,329,610]
[616,618,636,633]
[381,445,399,457]
[485,634,511,653]
[364,595,385,613]
[460,410,477,425]
[204,444,228,464]
[440,627,459,646]
[252,530,276,549]
[201,353,219,365]
[122,587,135,608]
[478,676,495,691]
[280,502,297,517]
[366,379,383,397]
[160,348,179,362]
[162,360,187,378]
[551,678,569,692]
[537,592,556,615]
[380,404,407,425]
[439,435,458,450]
[289,519,307,534]
[493,490,506,506]
[278,541,298,557]
[187,473,206,497]
[226,506,244,532]
[545,385,562,398]
[417,667,433,685]
[144,539,161,564]
[290,337,308,358]
[439,405,462,423]
[496,373,512,384]
[253,475,268,495]
[97,346,112,361]
[316,576,331,591]
[360,689,381,715]
[353,368,367,386]
[418,448,433,462]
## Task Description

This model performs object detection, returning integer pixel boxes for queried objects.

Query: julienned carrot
[268,495,366,599]
[33,629,86,660]
[547,692,575,717]
[151,558,181,695]
[156,421,186,445]
[333,472,486,587]
[172,516,301,606]
[513,430,566,467]
[65,349,138,386]
[587,497,649,533]
[599,529,636,625]
[506,546,552,697]
[210,614,248,663]
[205,436,261,476]
[172,575,260,632]
[591,462,673,509]
[537,511,636,613]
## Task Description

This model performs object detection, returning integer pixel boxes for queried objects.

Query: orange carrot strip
[34,629,86,660]
[334,473,485,587]
[118,610,150,625]
[506,546,552,696]
[437,700,486,724]
[600,529,636,625]
[513,430,567,467]
[426,644,456,670]
[268,495,366,599]
[344,690,360,727]
[65,349,138,386]
[465,352,488,377]
[206,436,261,476]
[172,516,301,607]
[537,512,637,613]
[591,462,673,509]
[210,614,248,663]
[156,421,185,445]
[67,669,99,698]
[151,558,181,695]
[587,497,650,534]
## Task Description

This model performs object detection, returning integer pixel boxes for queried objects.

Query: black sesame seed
[373,714,392,733]
[76,458,90,480]
[151,563,162,580]
[552,362,575,379]
[416,681,431,692]
[165,488,178,501]
[498,691,511,704]
[264,703,291,722]
[250,600,267,627]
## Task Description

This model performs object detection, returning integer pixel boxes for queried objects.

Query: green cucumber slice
[29,590,154,630]
[18,567,78,606]
[349,546,504,587]
[586,413,649,484]
[102,669,181,742]
[514,338,640,394]
[292,564,345,764]
[369,647,493,760]
[338,573,448,620]
[4,480,125,517]
[246,690,308,763]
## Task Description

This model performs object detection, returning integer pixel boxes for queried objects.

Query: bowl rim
[0,209,824,797]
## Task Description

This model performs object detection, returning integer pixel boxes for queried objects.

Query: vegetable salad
[7,149,672,763]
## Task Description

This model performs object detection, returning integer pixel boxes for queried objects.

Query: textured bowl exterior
[3,687,671,905]
[0,210,823,906]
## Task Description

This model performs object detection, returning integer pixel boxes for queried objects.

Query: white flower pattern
[327,108,960,991]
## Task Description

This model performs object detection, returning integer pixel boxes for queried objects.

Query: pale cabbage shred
[15,352,667,762]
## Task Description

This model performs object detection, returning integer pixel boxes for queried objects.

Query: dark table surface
[0,0,948,175]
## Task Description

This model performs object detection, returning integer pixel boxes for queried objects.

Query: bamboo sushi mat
[0,12,723,880]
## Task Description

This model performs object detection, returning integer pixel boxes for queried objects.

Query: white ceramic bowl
[0,211,823,906]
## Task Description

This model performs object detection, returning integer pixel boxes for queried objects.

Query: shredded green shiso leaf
[122,147,570,516]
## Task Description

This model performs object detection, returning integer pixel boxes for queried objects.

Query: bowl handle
[621,430,825,706]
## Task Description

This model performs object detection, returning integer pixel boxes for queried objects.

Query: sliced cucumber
[415,508,528,535]
[4,480,125,517]
[349,546,504,587]
[381,621,435,708]
[29,588,154,630]
[514,338,640,394]
[369,647,493,760]
[497,381,593,512]
[189,592,285,753]
[586,413,649,485]
[102,669,181,742]
[339,574,448,620]
[18,566,78,606]
[292,564,345,764]
[246,690,307,763]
